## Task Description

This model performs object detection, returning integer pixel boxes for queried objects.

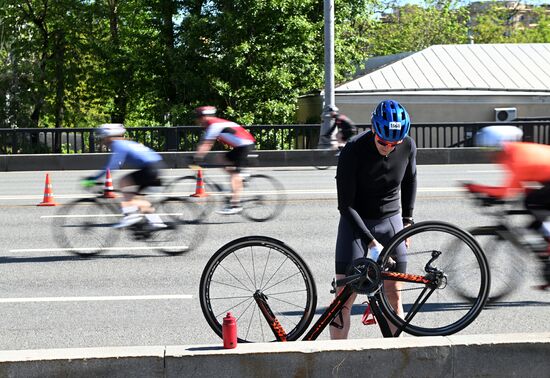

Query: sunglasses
[375,134,402,147]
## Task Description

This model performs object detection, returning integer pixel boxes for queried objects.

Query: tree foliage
[0,0,548,128]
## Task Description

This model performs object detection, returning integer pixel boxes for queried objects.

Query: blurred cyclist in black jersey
[330,99,417,339]
[322,106,357,150]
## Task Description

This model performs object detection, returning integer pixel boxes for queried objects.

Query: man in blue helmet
[330,99,417,339]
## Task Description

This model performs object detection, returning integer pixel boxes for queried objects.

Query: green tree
[173,0,377,125]
[368,0,469,56]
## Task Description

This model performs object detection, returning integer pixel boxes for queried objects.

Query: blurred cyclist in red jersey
[193,106,256,215]
[467,125,550,290]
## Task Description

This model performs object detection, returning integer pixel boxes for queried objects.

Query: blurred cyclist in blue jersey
[82,123,166,229]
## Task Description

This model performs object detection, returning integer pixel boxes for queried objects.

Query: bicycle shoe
[216,206,243,215]
[148,222,168,230]
[113,213,142,228]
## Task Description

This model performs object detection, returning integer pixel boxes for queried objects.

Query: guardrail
[1,121,549,154]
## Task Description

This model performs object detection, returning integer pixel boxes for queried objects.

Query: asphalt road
[1,165,549,350]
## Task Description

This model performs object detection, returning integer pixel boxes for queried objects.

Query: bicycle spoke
[213,296,255,319]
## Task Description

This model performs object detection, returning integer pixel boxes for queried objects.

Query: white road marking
[9,246,189,253]
[0,187,466,201]
[0,294,192,304]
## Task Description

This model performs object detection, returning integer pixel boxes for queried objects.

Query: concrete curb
[0,148,493,171]
[1,333,549,377]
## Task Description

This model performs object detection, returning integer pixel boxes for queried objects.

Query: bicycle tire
[240,175,286,222]
[377,221,490,336]
[449,226,527,303]
[52,198,120,256]
[164,175,213,222]
[150,196,208,255]
[199,236,317,342]
[313,149,337,170]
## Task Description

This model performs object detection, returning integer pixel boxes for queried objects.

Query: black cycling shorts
[226,145,253,172]
[127,161,163,191]
[335,213,407,275]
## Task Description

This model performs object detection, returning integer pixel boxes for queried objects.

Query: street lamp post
[320,0,335,148]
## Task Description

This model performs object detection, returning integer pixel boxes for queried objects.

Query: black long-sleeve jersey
[336,130,417,244]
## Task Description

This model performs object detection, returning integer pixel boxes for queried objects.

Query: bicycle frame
[253,260,435,341]
[468,190,540,254]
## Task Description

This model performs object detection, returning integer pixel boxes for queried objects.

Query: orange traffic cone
[37,174,58,206]
[102,169,117,198]
[191,169,207,197]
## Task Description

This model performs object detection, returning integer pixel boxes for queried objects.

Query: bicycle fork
[253,290,288,342]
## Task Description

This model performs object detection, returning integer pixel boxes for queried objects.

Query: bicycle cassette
[345,257,382,295]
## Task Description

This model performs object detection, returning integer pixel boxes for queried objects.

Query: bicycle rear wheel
[450,227,527,303]
[52,198,120,256]
[377,221,490,336]
[164,175,214,222]
[313,148,338,170]
[199,236,317,342]
[150,197,208,255]
[241,175,285,222]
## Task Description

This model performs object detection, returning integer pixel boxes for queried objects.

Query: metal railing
[1,121,549,154]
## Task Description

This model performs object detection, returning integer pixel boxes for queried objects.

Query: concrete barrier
[1,333,549,377]
[0,148,493,172]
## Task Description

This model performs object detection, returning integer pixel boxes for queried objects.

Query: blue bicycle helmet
[371,100,411,142]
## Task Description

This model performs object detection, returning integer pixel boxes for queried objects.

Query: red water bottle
[222,312,237,349]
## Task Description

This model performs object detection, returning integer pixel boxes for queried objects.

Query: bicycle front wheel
[241,175,286,222]
[378,221,490,336]
[52,198,120,256]
[199,236,317,342]
[450,227,527,303]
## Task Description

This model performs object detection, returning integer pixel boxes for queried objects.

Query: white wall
[297,92,550,124]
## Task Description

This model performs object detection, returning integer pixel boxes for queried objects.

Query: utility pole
[319,0,335,148]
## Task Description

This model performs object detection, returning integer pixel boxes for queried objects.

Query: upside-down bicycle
[199,221,490,342]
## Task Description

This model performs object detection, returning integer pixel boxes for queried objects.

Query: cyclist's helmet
[371,100,411,143]
[328,105,339,117]
[195,106,217,117]
[96,123,125,139]
[475,125,523,147]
